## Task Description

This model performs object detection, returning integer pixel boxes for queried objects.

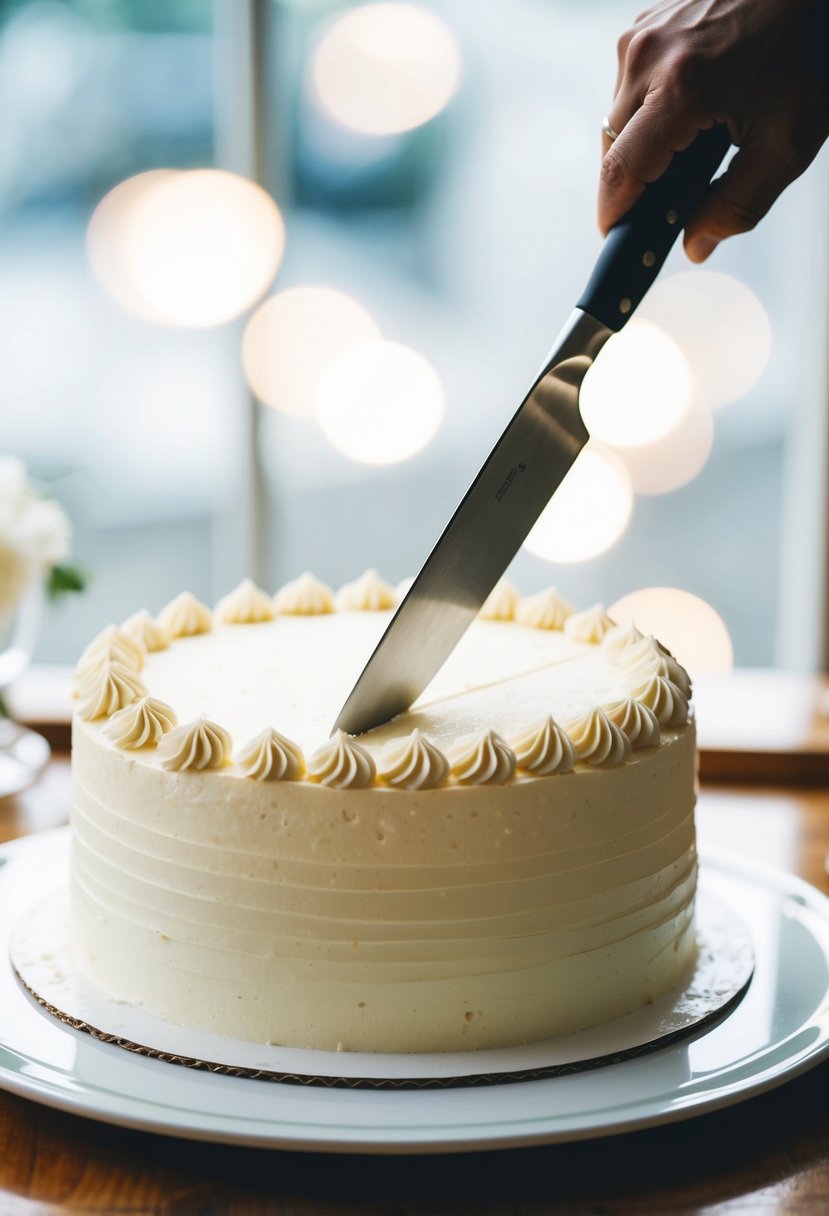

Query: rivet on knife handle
[577,125,731,332]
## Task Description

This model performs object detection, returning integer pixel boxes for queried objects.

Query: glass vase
[0,580,51,799]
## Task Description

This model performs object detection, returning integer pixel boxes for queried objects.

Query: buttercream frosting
[478,578,520,621]
[510,715,575,775]
[564,604,616,644]
[629,674,689,727]
[273,572,334,615]
[103,697,178,750]
[236,727,304,781]
[565,706,632,767]
[121,610,170,654]
[515,587,574,630]
[75,625,144,680]
[335,569,396,612]
[448,729,516,785]
[307,730,376,789]
[76,661,147,721]
[603,696,661,749]
[377,729,449,790]
[70,575,697,1054]
[157,592,212,639]
[601,623,644,663]
[620,636,692,698]
[215,579,274,625]
[157,716,231,771]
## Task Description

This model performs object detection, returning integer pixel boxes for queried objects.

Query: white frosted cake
[69,570,697,1054]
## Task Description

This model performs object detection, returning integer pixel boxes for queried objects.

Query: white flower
[0,458,73,623]
[13,497,71,565]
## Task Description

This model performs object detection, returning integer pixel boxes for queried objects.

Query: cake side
[71,721,696,1051]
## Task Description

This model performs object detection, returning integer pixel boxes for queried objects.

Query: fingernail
[687,236,718,263]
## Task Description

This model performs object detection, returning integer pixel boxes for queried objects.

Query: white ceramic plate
[1,828,828,1154]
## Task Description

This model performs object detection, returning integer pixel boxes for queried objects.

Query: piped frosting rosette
[78,573,693,788]
[564,707,632,768]
[377,730,449,790]
[236,727,304,781]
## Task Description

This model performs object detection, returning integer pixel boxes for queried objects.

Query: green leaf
[47,564,87,601]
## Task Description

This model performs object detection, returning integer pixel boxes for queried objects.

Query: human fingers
[603,3,669,160]
[683,126,821,261]
[601,114,620,161]
[598,95,703,234]
[601,25,637,160]
[601,72,640,161]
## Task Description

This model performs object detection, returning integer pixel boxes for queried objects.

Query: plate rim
[1,826,828,1154]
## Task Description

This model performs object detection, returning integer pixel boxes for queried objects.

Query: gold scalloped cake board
[11,887,754,1090]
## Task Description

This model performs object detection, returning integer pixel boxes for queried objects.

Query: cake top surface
[143,611,616,751]
[73,573,692,787]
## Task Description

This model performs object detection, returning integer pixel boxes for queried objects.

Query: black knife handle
[577,125,731,332]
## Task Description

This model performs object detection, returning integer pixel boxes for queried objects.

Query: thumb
[684,132,804,262]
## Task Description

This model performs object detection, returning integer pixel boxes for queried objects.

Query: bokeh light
[608,587,734,675]
[242,286,381,418]
[639,271,772,408]
[522,443,633,563]
[580,319,693,448]
[309,2,461,136]
[87,170,285,328]
[316,340,444,465]
[615,391,715,495]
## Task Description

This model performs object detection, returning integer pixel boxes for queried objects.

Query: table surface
[1,756,828,1216]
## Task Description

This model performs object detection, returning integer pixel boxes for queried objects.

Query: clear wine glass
[0,580,51,799]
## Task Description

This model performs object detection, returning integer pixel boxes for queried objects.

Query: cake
[69,570,697,1054]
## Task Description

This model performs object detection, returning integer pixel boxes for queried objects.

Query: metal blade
[333,309,612,736]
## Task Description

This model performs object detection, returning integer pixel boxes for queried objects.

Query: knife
[334,125,731,736]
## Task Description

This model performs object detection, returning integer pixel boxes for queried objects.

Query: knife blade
[333,125,730,736]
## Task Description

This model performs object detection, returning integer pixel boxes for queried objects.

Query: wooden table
[1,756,828,1215]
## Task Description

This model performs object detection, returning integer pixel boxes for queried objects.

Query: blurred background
[1,0,827,672]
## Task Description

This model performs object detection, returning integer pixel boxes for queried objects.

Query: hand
[599,0,829,261]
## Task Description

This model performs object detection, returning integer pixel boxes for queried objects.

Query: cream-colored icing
[515,587,573,630]
[273,572,334,615]
[478,578,520,621]
[564,604,616,644]
[70,586,697,1054]
[236,727,304,781]
[121,610,170,654]
[307,730,375,789]
[76,661,147,721]
[71,718,696,1051]
[621,636,692,698]
[603,697,661,749]
[601,623,644,663]
[157,592,212,639]
[335,569,396,612]
[565,706,632,767]
[510,715,575,775]
[629,674,689,727]
[75,625,144,680]
[215,579,274,625]
[448,729,516,785]
[157,716,231,771]
[663,654,692,698]
[103,697,177,750]
[377,729,449,790]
